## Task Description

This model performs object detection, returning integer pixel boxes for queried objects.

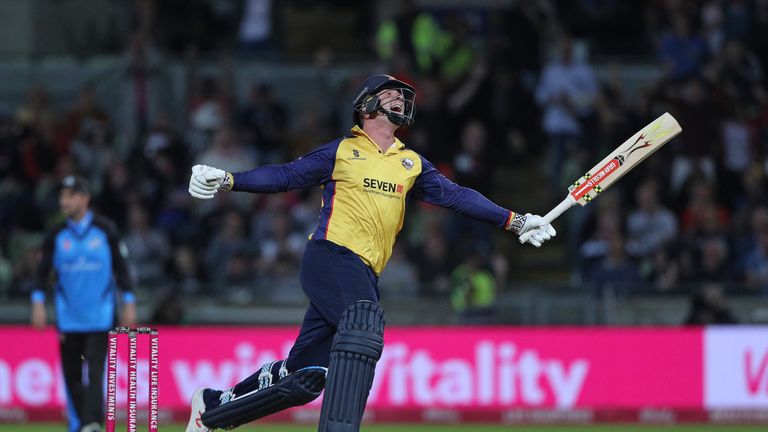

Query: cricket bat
[542,112,682,225]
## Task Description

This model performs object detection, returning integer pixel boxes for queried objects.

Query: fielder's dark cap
[58,175,90,195]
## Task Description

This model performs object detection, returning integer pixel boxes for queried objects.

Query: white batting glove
[188,164,228,200]
[515,213,557,248]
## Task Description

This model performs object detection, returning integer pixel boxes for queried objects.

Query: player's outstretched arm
[411,156,556,247]
[188,141,338,200]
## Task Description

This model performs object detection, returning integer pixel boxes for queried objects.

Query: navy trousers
[286,239,380,371]
[230,239,380,396]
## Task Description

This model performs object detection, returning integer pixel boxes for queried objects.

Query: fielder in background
[30,175,136,432]
[186,74,556,432]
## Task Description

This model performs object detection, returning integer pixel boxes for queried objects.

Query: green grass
[2,424,767,432]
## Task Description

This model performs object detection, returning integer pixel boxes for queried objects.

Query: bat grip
[542,195,576,225]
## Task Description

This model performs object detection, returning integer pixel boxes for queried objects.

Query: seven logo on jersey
[363,177,403,194]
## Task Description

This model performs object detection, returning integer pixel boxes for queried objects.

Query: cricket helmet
[352,74,415,127]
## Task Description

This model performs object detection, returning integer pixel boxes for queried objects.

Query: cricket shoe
[186,388,232,432]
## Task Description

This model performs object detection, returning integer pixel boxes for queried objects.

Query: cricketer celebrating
[185,74,556,432]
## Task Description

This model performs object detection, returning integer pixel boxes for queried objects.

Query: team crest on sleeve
[401,157,414,170]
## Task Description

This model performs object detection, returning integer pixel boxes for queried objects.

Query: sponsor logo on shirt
[62,256,104,272]
[363,177,404,195]
[401,157,414,170]
[88,238,102,249]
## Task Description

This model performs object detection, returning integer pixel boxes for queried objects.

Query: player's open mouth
[390,105,402,113]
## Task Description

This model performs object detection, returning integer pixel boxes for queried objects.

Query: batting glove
[188,164,232,199]
[510,213,557,247]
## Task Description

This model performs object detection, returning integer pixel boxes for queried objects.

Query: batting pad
[318,300,386,432]
[201,366,326,429]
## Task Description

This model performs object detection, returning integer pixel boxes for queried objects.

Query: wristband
[219,172,234,191]
[506,212,527,234]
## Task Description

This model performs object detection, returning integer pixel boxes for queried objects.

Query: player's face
[59,189,89,219]
[377,88,405,114]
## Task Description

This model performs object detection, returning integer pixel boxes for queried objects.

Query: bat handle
[542,195,576,225]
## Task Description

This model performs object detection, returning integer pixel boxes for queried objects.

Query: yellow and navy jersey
[232,126,512,275]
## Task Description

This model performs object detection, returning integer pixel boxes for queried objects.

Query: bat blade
[542,112,682,225]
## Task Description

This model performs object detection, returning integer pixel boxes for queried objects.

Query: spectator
[205,209,254,287]
[439,12,478,85]
[70,119,113,191]
[626,179,679,257]
[249,193,295,240]
[256,209,305,280]
[679,198,732,284]
[411,220,453,297]
[577,195,623,283]
[198,127,257,175]
[196,127,258,212]
[378,244,418,300]
[15,85,56,132]
[97,161,133,229]
[144,112,188,167]
[0,246,11,299]
[124,203,171,289]
[658,14,709,81]
[221,251,256,305]
[14,119,57,184]
[58,86,110,155]
[670,79,720,195]
[237,83,288,163]
[646,245,681,291]
[186,51,233,152]
[171,244,204,295]
[150,290,185,324]
[375,0,421,66]
[680,180,729,233]
[715,39,764,113]
[238,0,274,55]
[743,218,768,294]
[737,204,768,253]
[188,74,230,139]
[451,246,498,324]
[535,35,599,190]
[685,284,738,324]
[453,120,491,195]
[719,106,756,208]
[692,237,734,283]
[586,231,641,297]
[701,0,725,54]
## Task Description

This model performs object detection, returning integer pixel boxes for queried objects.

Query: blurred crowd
[0,0,767,324]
